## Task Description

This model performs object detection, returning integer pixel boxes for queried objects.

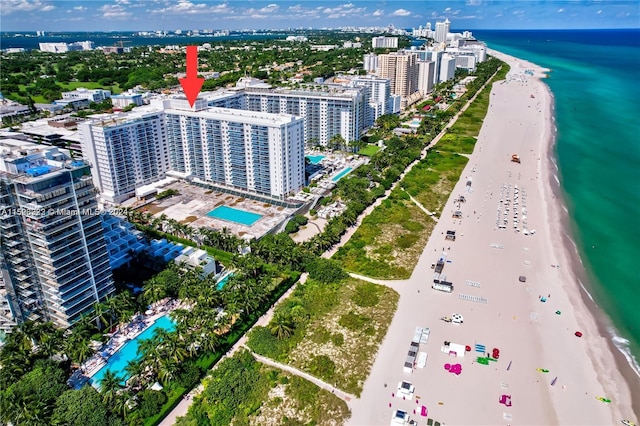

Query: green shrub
[338,311,370,331]
[306,355,335,382]
[138,390,167,418]
[305,258,348,284]
[352,282,380,307]
[331,333,344,347]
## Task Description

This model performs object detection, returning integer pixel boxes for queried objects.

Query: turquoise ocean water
[474,29,640,375]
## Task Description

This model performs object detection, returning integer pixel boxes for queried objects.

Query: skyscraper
[418,61,436,95]
[0,140,114,331]
[377,51,419,108]
[164,99,305,198]
[435,18,451,44]
[79,108,169,204]
[363,53,379,73]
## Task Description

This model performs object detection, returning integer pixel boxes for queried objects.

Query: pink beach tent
[421,406,428,417]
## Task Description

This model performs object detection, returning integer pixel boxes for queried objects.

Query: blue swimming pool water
[331,167,353,182]
[306,155,325,164]
[90,315,176,387]
[216,272,233,290]
[206,206,262,226]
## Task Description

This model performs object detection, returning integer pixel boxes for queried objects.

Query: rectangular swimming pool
[90,315,176,387]
[332,167,353,182]
[206,206,262,226]
[217,272,233,290]
[306,155,325,165]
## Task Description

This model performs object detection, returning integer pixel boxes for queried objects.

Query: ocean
[473,29,640,376]
[0,31,287,50]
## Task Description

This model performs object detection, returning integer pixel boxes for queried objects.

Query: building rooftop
[165,105,302,126]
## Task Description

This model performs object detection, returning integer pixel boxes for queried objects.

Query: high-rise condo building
[363,53,379,73]
[439,54,457,83]
[418,61,436,95]
[0,140,114,331]
[377,51,419,108]
[164,99,305,198]
[236,87,367,147]
[79,108,169,204]
[372,36,399,49]
[435,19,451,44]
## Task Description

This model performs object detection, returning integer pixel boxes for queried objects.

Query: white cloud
[390,8,411,17]
[260,3,278,13]
[73,5,87,10]
[152,0,216,15]
[372,9,383,16]
[557,8,564,13]
[99,3,132,19]
[0,0,55,15]
[597,9,602,14]
[322,3,365,18]
[466,0,482,5]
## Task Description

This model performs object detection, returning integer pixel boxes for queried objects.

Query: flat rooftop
[165,106,302,126]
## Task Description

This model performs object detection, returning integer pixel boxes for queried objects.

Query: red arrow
[179,46,204,107]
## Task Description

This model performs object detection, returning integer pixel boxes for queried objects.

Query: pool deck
[138,182,298,239]
[80,299,179,383]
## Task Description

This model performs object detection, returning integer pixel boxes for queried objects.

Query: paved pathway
[248,349,357,403]
[402,188,439,222]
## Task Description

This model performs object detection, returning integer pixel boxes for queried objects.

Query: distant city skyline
[1,0,638,32]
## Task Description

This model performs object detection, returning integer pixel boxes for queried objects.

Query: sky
[1,0,639,32]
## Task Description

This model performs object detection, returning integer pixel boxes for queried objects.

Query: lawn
[358,144,382,156]
[246,277,398,396]
[58,81,122,94]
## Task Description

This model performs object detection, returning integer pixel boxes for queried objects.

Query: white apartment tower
[0,141,114,331]
[79,108,169,204]
[164,99,305,198]
[418,61,436,95]
[372,36,399,49]
[363,53,379,73]
[439,54,457,83]
[435,19,451,44]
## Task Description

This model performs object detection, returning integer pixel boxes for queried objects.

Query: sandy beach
[347,51,638,425]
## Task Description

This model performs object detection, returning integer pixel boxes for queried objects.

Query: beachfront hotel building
[78,108,169,204]
[0,140,114,332]
[164,98,305,198]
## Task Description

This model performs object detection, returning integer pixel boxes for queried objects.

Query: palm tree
[37,330,64,358]
[99,369,123,406]
[270,313,295,340]
[64,333,92,364]
[124,360,143,381]
[143,277,166,304]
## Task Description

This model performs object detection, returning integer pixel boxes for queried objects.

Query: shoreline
[544,100,640,417]
[347,50,638,425]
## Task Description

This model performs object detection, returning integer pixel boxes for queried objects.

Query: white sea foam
[610,328,640,378]
[578,279,596,305]
[564,231,584,265]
